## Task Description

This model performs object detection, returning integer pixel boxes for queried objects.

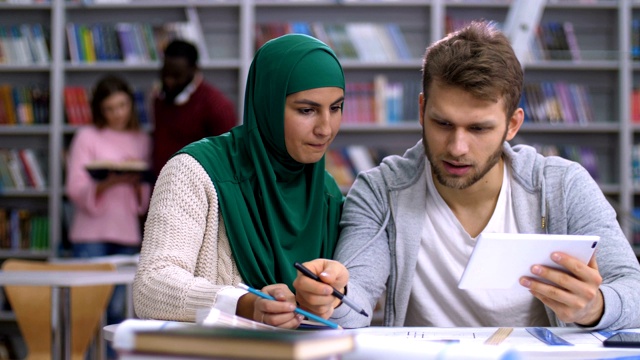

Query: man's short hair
[421,21,523,119]
[164,39,199,67]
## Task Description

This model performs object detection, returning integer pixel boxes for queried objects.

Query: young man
[152,39,237,177]
[293,21,640,331]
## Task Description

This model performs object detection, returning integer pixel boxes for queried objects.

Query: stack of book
[113,309,355,360]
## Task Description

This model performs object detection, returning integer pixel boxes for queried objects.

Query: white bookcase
[1,0,639,264]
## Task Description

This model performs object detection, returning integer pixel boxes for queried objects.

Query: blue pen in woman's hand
[294,262,369,317]
[236,283,341,329]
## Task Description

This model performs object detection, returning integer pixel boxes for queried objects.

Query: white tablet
[458,233,599,290]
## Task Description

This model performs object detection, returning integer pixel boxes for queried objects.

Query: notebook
[458,233,599,290]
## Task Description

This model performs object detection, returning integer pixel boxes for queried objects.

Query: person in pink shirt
[65,75,151,333]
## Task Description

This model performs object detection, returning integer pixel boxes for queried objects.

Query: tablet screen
[457,233,599,290]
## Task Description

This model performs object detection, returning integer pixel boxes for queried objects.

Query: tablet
[458,233,599,290]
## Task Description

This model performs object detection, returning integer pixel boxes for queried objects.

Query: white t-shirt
[404,165,548,327]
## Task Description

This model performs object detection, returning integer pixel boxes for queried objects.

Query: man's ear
[506,107,524,141]
[419,93,425,127]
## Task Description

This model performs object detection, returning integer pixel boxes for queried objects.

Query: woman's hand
[237,283,303,329]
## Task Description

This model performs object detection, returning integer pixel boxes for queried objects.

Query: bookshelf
[0,1,55,261]
[1,0,639,261]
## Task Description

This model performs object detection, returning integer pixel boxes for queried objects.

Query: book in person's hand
[125,325,355,360]
[85,160,153,182]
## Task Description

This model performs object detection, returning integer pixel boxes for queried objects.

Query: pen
[294,262,369,317]
[236,283,340,329]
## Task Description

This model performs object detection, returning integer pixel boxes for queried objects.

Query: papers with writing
[197,307,337,330]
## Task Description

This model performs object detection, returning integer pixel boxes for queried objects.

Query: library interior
[2,0,640,359]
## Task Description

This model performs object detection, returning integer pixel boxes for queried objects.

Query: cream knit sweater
[133,154,242,321]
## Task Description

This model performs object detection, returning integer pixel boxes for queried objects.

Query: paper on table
[196,307,337,331]
[342,327,640,360]
[350,327,603,346]
[196,307,278,330]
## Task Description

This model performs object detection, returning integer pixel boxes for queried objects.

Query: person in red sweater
[152,39,238,178]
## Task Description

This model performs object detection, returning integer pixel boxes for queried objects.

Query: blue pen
[237,283,340,329]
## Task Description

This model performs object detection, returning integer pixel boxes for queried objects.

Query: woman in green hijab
[134,34,346,329]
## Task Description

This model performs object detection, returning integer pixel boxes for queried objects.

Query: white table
[104,322,640,360]
[0,270,135,360]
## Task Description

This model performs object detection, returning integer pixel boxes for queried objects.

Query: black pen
[294,261,369,317]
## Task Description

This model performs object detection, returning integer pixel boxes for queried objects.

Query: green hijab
[177,34,345,289]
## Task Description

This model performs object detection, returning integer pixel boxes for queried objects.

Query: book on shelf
[0,208,49,251]
[325,146,387,189]
[0,152,14,190]
[344,81,375,124]
[0,148,46,190]
[633,208,640,246]
[631,88,640,123]
[12,86,35,125]
[18,149,46,190]
[0,84,49,126]
[0,85,17,125]
[325,149,356,189]
[66,23,80,63]
[9,25,31,64]
[132,90,149,125]
[533,21,580,61]
[345,22,388,63]
[385,23,411,61]
[342,145,377,176]
[85,160,152,182]
[633,18,640,60]
[343,78,419,125]
[254,21,412,62]
[63,86,92,125]
[447,17,581,62]
[521,82,594,124]
[67,22,163,64]
[631,144,640,186]
[20,23,50,64]
[532,143,600,182]
[323,23,358,60]
[2,149,26,190]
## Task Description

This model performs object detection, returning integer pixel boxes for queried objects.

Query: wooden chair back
[2,259,115,360]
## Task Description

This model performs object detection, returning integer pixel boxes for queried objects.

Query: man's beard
[161,85,184,104]
[423,130,506,190]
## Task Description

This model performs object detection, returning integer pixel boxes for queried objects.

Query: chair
[2,259,115,360]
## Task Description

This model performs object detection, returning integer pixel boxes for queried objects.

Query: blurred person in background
[152,39,237,178]
[65,74,151,338]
